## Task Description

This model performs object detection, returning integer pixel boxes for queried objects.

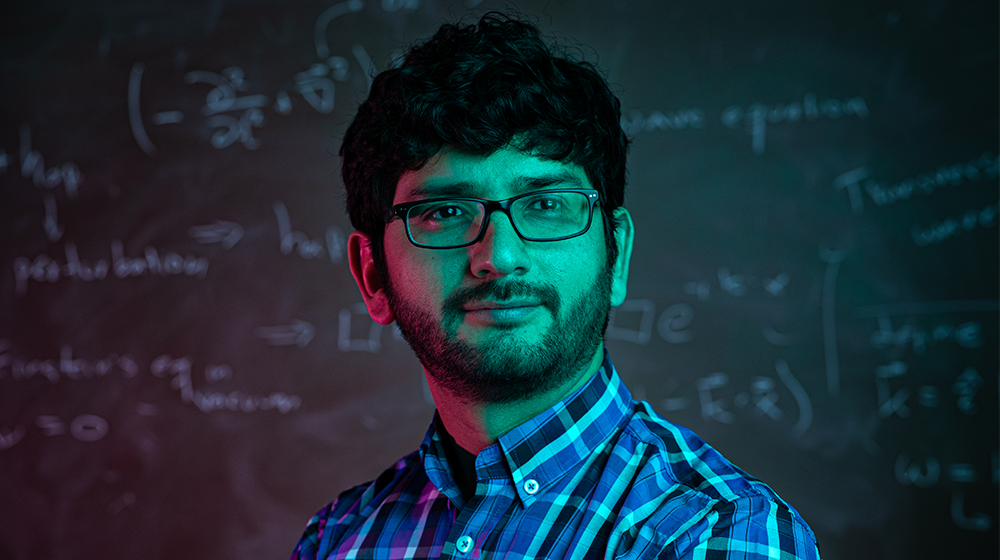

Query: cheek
[383,239,455,307]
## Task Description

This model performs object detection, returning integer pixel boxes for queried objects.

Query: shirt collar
[419,350,633,507]
[498,350,633,505]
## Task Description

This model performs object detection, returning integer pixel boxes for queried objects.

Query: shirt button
[523,479,539,495]
[456,535,474,554]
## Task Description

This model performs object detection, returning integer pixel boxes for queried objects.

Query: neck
[426,343,605,456]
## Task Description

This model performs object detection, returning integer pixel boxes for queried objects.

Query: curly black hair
[341,12,629,276]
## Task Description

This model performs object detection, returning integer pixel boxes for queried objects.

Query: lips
[461,299,542,312]
[443,281,561,323]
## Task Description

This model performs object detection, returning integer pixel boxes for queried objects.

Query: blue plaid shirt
[291,352,821,559]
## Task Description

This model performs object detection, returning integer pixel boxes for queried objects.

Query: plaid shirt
[291,352,821,559]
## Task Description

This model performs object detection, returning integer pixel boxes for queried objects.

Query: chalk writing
[132,10,367,152]
[876,361,910,418]
[911,199,999,246]
[256,320,316,347]
[683,268,789,301]
[274,201,347,263]
[601,299,697,345]
[127,0,373,153]
[13,240,210,296]
[870,315,982,354]
[834,152,999,215]
[338,302,384,352]
[0,342,139,383]
[721,93,868,154]
[774,359,812,437]
[185,67,268,149]
[690,362,812,436]
[43,194,63,242]
[952,367,983,415]
[128,63,158,155]
[606,299,656,344]
[820,249,843,397]
[16,125,83,198]
[876,361,988,417]
[620,108,706,135]
[895,452,996,531]
[188,220,244,249]
[658,303,694,344]
[896,452,940,487]
[314,0,364,59]
[0,414,108,451]
[151,354,301,413]
[952,491,993,531]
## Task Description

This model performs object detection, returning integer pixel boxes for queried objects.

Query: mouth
[461,300,544,324]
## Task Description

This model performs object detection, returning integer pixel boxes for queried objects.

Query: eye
[423,204,464,221]
[526,194,564,213]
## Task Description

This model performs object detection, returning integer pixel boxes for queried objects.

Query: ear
[347,230,395,325]
[609,208,634,307]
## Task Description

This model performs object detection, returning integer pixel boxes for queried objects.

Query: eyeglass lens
[405,191,592,247]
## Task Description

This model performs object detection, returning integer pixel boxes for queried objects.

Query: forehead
[394,145,591,203]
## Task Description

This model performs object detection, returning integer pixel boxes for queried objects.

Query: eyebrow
[406,172,584,201]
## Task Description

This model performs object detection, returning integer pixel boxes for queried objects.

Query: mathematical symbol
[338,303,383,352]
[697,372,734,424]
[256,321,315,348]
[750,377,784,420]
[952,367,983,414]
[894,452,940,487]
[0,426,26,450]
[763,273,790,296]
[717,267,747,296]
[274,90,292,115]
[683,281,710,301]
[947,463,978,483]
[951,490,992,531]
[151,111,184,124]
[128,62,158,155]
[876,361,910,418]
[606,299,655,344]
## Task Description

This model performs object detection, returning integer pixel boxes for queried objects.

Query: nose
[467,210,531,279]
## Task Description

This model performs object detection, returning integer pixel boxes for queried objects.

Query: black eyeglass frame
[383,189,601,249]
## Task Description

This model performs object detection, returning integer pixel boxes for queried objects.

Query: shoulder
[613,401,822,559]
[289,450,423,560]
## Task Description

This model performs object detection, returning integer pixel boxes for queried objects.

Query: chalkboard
[1,1,997,559]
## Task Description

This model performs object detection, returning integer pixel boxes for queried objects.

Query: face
[353,145,632,404]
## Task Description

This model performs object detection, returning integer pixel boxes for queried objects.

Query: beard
[384,267,612,405]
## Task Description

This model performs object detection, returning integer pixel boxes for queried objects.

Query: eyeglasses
[384,189,600,249]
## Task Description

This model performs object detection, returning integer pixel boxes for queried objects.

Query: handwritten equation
[128,0,376,154]
[622,92,869,154]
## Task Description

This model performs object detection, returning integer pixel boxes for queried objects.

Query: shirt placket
[438,458,517,560]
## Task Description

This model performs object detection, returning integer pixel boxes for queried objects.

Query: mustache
[443,280,561,315]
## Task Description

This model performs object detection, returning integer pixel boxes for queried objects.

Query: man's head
[343,13,633,404]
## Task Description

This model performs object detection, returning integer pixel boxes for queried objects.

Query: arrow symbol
[188,220,244,249]
[256,320,315,347]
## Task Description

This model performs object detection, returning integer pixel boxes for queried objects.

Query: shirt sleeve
[289,502,335,560]
[661,494,822,559]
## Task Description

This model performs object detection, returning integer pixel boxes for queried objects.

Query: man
[292,13,821,560]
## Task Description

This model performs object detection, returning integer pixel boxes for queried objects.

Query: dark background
[1,1,997,558]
